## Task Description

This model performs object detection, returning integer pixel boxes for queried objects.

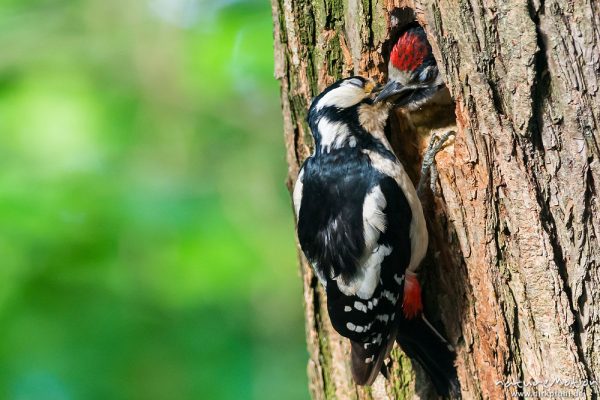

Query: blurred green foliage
[0,0,308,399]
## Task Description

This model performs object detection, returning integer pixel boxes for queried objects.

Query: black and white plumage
[293,76,458,393]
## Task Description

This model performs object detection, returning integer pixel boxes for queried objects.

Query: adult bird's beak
[374,81,415,106]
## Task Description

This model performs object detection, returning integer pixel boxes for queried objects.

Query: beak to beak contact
[374,81,414,105]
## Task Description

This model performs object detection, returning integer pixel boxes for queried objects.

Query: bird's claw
[417,130,456,199]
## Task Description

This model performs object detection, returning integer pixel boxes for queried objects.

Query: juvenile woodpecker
[293,76,458,394]
[375,24,448,109]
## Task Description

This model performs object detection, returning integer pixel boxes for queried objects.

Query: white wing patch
[317,117,351,152]
[292,168,304,221]
[335,244,392,299]
[362,149,428,273]
[362,185,387,251]
[357,245,392,300]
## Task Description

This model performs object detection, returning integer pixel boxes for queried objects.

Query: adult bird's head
[375,26,445,110]
[308,76,389,153]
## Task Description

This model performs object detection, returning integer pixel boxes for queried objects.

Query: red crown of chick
[390,29,431,72]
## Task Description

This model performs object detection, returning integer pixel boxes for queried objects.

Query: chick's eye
[418,67,436,83]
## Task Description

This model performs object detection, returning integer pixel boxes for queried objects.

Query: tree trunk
[271,0,600,398]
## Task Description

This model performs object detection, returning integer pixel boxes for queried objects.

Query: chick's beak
[374,80,414,105]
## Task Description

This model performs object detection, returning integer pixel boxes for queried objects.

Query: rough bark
[271,0,600,398]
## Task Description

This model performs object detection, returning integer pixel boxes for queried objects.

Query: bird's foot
[417,130,456,199]
[402,271,423,319]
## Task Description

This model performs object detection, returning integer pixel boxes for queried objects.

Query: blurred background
[0,0,308,399]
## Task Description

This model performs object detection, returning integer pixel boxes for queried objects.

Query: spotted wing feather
[330,177,412,384]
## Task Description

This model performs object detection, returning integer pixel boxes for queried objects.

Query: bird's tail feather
[395,315,460,397]
[350,326,398,386]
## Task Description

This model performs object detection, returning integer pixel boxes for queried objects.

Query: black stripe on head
[307,77,371,137]
[307,78,388,153]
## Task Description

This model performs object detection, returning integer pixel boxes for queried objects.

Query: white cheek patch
[316,85,365,111]
[362,185,387,251]
[317,117,351,152]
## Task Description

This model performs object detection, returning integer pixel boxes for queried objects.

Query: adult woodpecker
[375,24,448,109]
[293,76,458,395]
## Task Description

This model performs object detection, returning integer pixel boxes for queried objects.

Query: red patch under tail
[403,271,423,319]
